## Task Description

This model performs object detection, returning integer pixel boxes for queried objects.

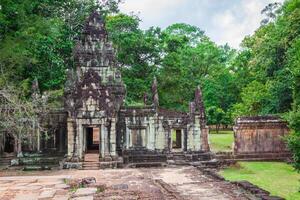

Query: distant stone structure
[233,116,290,158]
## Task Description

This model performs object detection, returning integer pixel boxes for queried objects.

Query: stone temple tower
[65,11,125,161]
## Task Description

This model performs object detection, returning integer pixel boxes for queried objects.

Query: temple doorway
[85,127,100,153]
[4,133,15,153]
[172,130,182,150]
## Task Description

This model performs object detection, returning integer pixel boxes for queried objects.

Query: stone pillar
[16,135,22,156]
[183,128,188,152]
[67,118,75,158]
[37,124,41,152]
[100,122,105,158]
[149,116,156,150]
[98,124,101,158]
[200,127,210,152]
[125,119,130,149]
[104,126,110,158]
[110,118,116,157]
[59,128,64,153]
[78,122,83,159]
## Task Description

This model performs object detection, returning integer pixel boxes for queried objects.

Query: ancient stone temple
[63,11,210,167]
[64,11,126,161]
[0,11,210,169]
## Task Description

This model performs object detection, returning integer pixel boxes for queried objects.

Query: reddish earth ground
[0,166,256,200]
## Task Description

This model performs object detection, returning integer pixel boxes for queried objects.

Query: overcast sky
[120,0,285,48]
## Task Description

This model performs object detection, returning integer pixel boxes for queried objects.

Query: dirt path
[0,166,255,200]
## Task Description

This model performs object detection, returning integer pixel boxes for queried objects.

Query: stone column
[200,127,210,152]
[104,124,110,158]
[67,118,75,158]
[59,127,64,153]
[110,118,116,157]
[100,121,105,158]
[16,134,22,156]
[37,124,41,152]
[78,122,83,159]
[125,119,130,149]
[149,116,156,150]
[98,124,101,159]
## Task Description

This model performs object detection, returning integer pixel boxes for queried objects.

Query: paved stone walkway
[0,167,255,200]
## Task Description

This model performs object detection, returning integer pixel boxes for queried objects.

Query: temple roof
[82,11,108,41]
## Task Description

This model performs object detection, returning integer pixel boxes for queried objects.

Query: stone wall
[233,116,289,155]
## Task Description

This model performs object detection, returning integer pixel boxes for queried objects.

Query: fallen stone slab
[111,184,128,190]
[15,192,39,200]
[12,185,43,191]
[72,188,97,197]
[53,195,69,200]
[71,196,93,200]
[55,189,69,196]
[38,189,57,200]
[54,183,70,189]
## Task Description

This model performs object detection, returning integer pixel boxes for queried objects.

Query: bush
[286,132,300,171]
[286,107,300,171]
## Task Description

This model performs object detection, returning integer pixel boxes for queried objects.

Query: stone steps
[167,152,213,166]
[0,154,16,169]
[125,162,167,168]
[215,152,291,161]
[0,156,14,169]
[83,153,100,170]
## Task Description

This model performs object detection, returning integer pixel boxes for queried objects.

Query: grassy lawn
[220,162,300,200]
[209,130,234,152]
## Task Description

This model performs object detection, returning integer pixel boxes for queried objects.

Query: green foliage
[221,162,300,200]
[0,0,121,94]
[285,107,300,170]
[232,81,271,117]
[207,106,226,133]
[106,14,162,102]
[286,132,300,171]
[159,38,226,111]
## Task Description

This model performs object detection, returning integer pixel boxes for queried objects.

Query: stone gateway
[63,11,210,167]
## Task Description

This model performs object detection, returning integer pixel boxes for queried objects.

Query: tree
[285,107,300,171]
[207,106,225,133]
[159,36,225,111]
[106,14,163,104]
[232,81,271,118]
[0,0,122,94]
[0,86,49,155]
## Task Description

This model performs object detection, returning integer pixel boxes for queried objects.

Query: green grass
[220,162,300,200]
[209,130,234,152]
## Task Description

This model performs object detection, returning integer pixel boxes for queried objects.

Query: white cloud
[120,0,285,48]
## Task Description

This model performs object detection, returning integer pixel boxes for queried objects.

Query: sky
[119,0,285,48]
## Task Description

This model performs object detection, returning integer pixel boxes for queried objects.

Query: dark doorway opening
[86,127,100,152]
[4,133,15,153]
[172,130,182,149]
[131,129,143,147]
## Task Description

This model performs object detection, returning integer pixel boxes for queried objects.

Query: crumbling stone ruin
[233,116,290,159]
[63,11,210,168]
[0,11,211,169]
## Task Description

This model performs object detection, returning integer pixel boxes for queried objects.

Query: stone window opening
[172,129,182,149]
